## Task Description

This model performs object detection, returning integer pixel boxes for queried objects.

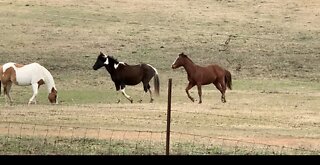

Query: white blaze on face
[121,88,130,98]
[172,56,179,66]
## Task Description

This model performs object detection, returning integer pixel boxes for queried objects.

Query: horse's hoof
[150,98,154,103]
[116,99,121,104]
[130,100,133,103]
[198,101,202,104]
[138,99,143,103]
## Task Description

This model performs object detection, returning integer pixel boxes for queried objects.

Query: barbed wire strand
[0,121,318,155]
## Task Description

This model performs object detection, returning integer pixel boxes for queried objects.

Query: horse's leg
[186,82,195,102]
[197,84,202,104]
[120,86,133,103]
[214,79,227,103]
[213,81,226,103]
[116,92,121,103]
[4,82,13,105]
[28,83,38,105]
[115,83,121,103]
[220,78,227,103]
[148,87,153,103]
[144,83,153,103]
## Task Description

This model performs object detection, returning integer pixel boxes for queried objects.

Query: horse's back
[114,63,156,85]
[141,63,155,73]
[3,62,46,85]
[208,64,228,75]
[193,64,228,84]
[2,62,17,72]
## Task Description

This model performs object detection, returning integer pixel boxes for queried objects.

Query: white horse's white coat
[2,62,57,104]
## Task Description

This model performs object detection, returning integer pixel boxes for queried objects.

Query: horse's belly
[125,81,140,86]
[15,71,32,86]
[202,82,212,85]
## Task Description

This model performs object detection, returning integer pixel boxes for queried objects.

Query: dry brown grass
[1,88,319,151]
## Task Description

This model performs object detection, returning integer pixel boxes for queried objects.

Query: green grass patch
[1,135,317,155]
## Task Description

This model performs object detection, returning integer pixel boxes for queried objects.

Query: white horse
[0,62,58,105]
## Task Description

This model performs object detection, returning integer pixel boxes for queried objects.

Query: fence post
[166,78,172,155]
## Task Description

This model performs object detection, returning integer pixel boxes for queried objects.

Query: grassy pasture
[0,0,319,154]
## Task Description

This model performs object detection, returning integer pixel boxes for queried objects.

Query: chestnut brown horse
[171,52,232,104]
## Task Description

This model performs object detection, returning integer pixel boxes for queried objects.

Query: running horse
[171,52,232,104]
[93,52,160,103]
[0,62,58,105]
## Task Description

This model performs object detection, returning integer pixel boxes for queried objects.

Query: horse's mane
[179,52,188,58]
[107,56,120,64]
[179,52,194,64]
[99,52,119,63]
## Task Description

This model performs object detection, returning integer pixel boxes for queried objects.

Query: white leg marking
[28,84,38,105]
[121,88,133,102]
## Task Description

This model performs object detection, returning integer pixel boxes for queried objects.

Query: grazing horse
[93,52,160,103]
[0,62,58,105]
[171,52,232,104]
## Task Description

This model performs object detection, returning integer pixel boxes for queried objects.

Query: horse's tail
[154,73,160,96]
[225,70,232,90]
[0,80,1,95]
[148,64,160,96]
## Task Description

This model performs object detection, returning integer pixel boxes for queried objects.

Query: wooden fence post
[166,78,172,155]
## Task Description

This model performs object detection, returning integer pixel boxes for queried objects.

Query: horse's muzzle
[171,65,177,69]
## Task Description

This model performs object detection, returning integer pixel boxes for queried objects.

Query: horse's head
[171,52,188,69]
[93,52,108,70]
[48,87,58,104]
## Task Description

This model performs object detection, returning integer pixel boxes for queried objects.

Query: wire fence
[0,121,318,155]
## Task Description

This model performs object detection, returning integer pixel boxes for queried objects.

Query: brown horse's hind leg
[197,84,202,104]
[186,82,195,102]
[220,80,227,103]
[213,81,226,103]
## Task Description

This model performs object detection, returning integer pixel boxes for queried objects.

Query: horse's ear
[100,52,104,55]
[179,52,187,57]
[51,88,57,93]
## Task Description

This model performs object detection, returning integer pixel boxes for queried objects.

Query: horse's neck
[182,59,197,76]
[42,67,56,93]
[105,65,116,74]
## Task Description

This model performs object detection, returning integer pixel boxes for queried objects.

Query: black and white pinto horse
[93,52,160,103]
